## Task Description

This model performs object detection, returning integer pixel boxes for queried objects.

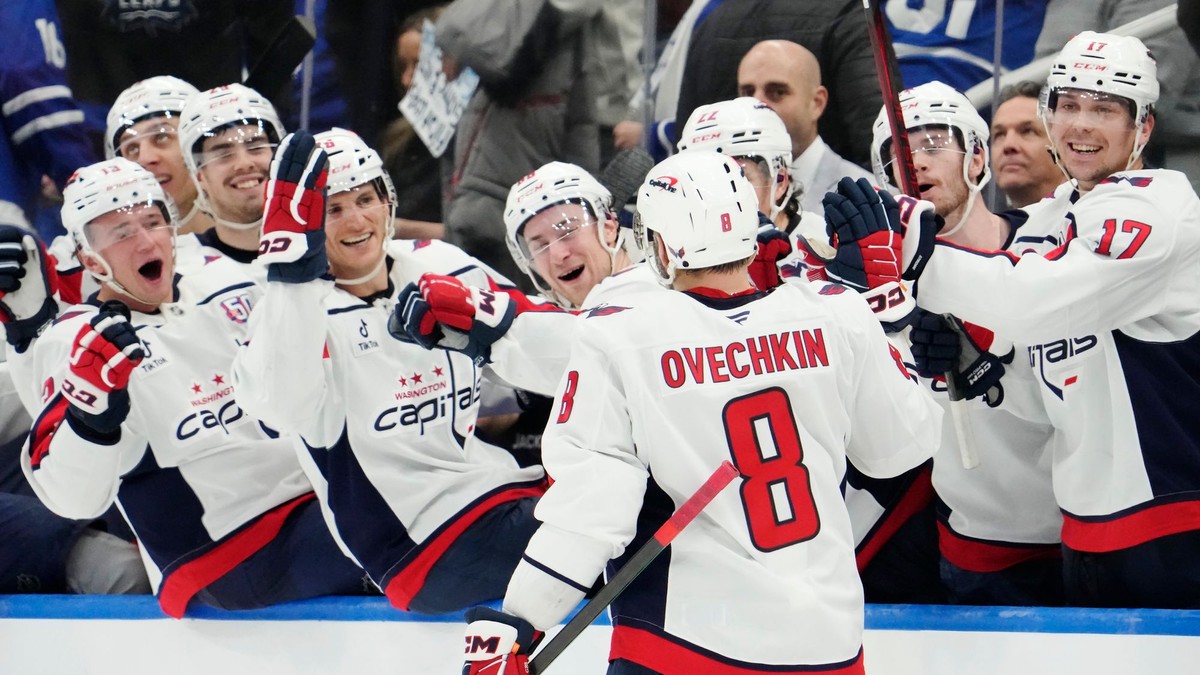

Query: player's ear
[603,215,620,248]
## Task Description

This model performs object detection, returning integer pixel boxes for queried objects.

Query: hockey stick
[243,15,317,99]
[861,0,979,469]
[527,460,740,675]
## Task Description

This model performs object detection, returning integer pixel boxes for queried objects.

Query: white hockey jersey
[232,239,545,610]
[19,255,312,617]
[917,170,1200,553]
[504,281,941,671]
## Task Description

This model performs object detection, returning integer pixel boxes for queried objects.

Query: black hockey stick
[527,460,739,675]
[861,0,979,469]
[599,146,655,210]
[243,15,317,98]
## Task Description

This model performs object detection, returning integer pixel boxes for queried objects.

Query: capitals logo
[1027,335,1097,399]
[648,176,679,193]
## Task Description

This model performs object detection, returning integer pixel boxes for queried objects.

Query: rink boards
[2,596,1199,674]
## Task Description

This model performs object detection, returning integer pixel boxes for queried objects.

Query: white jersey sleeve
[917,171,1200,344]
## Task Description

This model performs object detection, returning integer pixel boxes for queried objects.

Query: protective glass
[85,203,175,253]
[517,201,598,261]
[327,185,390,224]
[116,122,180,162]
[197,124,277,169]
[1043,88,1136,130]
[879,125,965,181]
[733,156,773,191]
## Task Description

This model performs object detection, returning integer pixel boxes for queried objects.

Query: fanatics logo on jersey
[818,283,847,295]
[582,304,630,318]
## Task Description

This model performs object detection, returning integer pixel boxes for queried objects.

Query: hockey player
[870,81,1062,605]
[177,83,284,272]
[18,158,367,617]
[107,76,213,236]
[232,129,546,613]
[460,150,941,675]
[842,32,1200,609]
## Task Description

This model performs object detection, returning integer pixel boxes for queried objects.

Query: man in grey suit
[738,40,874,216]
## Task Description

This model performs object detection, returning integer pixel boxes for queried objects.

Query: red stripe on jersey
[1061,499,1200,553]
[610,626,865,674]
[55,267,83,306]
[491,280,563,315]
[937,521,1061,573]
[28,394,70,470]
[855,465,934,571]
[157,492,315,618]
[383,483,546,610]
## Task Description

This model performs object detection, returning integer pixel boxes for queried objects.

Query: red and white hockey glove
[389,273,517,364]
[878,189,942,282]
[462,607,542,675]
[822,177,918,331]
[63,301,144,435]
[748,215,792,290]
[260,131,329,283]
[0,226,59,352]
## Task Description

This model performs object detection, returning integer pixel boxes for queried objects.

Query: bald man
[738,40,873,215]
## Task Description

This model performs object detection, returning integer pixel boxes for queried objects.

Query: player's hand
[822,177,902,292]
[876,189,942,281]
[462,606,542,675]
[388,274,517,364]
[63,301,144,434]
[259,131,329,283]
[748,216,791,290]
[910,312,1009,401]
[0,226,59,351]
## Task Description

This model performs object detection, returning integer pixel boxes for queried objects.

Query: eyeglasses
[522,217,596,260]
[117,124,179,162]
[326,189,390,224]
[86,204,174,251]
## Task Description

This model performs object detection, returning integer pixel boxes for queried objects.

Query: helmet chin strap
[334,252,387,287]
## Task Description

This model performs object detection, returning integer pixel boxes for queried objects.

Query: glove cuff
[66,389,129,439]
[463,606,539,658]
[265,230,329,284]
[3,297,57,352]
[860,281,918,332]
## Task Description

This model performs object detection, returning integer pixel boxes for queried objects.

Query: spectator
[990,81,1064,208]
[673,0,886,169]
[435,0,604,288]
[18,158,369,618]
[737,40,874,216]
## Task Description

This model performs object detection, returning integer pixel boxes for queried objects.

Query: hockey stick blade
[527,460,739,675]
[243,15,317,98]
[600,146,655,210]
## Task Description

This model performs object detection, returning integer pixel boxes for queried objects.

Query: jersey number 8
[723,388,820,551]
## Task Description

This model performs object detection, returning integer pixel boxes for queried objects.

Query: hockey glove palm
[63,301,144,434]
[910,312,1010,401]
[462,606,542,675]
[748,215,792,290]
[822,178,917,331]
[260,131,329,283]
[0,226,59,352]
[389,274,516,364]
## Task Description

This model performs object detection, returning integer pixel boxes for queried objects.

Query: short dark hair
[997,81,1043,107]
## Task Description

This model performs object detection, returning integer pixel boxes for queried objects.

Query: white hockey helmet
[678,97,794,221]
[1040,31,1159,168]
[635,150,758,286]
[313,128,397,286]
[178,83,284,177]
[61,157,178,285]
[870,80,991,193]
[105,75,199,159]
[504,161,625,305]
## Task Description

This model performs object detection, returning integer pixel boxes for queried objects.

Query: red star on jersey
[433,366,444,377]
[192,384,202,394]
[212,374,225,385]
[398,376,408,387]
[412,372,423,384]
